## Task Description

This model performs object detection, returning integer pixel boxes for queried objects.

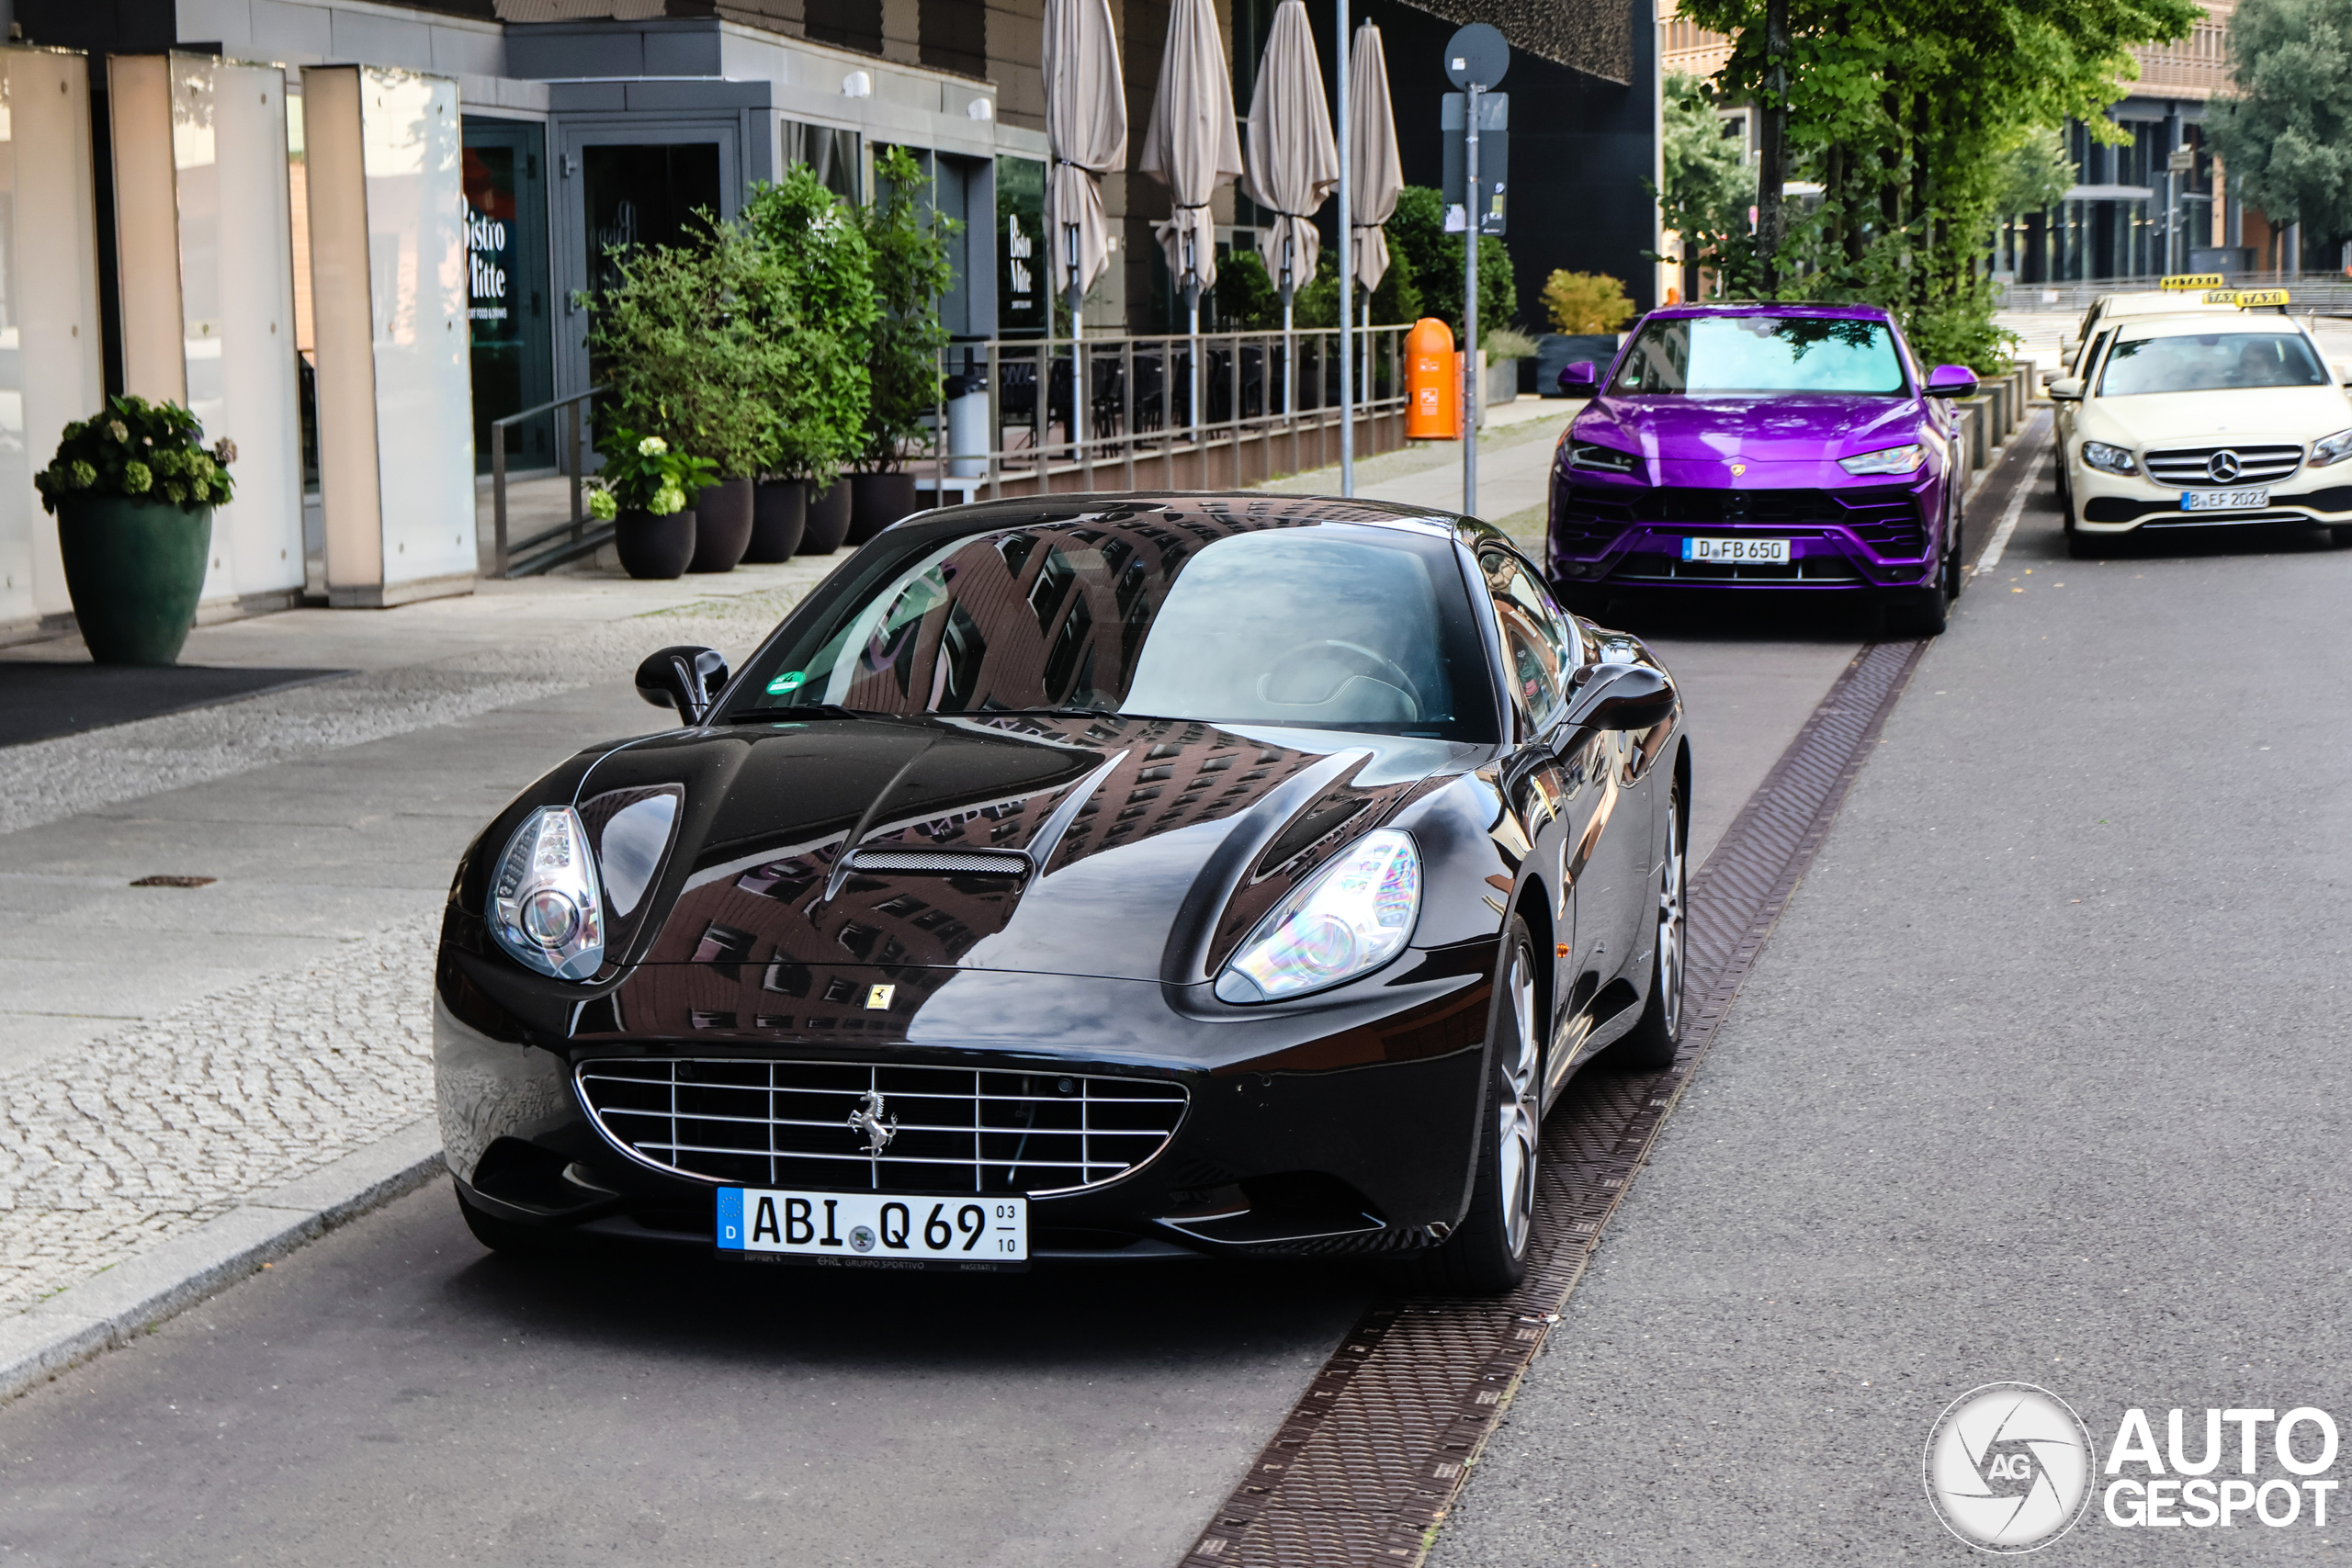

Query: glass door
[461,118,554,473]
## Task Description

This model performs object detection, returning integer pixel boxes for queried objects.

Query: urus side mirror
[1566,663,1675,732]
[1924,364,1978,399]
[1557,360,1600,394]
[636,645,730,726]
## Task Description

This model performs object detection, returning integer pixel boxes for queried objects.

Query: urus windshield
[1613,315,1907,395]
[731,511,1498,741]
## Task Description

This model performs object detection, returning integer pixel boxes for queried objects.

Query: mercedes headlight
[488,806,605,979]
[1839,444,1925,476]
[1214,830,1420,1004]
[2082,441,2138,476]
[2312,428,2352,468]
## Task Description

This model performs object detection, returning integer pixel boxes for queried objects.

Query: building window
[920,0,986,78]
[806,0,883,56]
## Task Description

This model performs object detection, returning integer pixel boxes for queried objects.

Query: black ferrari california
[435,493,1688,1291]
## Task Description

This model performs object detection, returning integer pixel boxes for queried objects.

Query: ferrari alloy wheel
[1417,919,1541,1293]
[1611,783,1686,1072]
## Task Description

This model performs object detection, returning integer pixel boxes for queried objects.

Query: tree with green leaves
[582,220,783,480]
[1388,186,1514,347]
[741,166,880,486]
[2208,0,2352,249]
[857,145,958,473]
[1681,0,2196,367]
[1657,72,1756,289]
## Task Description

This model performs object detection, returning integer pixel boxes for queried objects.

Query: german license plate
[2181,487,2268,512]
[1681,536,1791,564]
[717,1187,1028,1269]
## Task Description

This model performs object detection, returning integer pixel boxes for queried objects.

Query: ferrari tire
[1415,918,1542,1295]
[1608,781,1687,1074]
[457,1184,548,1256]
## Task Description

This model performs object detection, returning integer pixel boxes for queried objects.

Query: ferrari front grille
[577,1057,1189,1196]
[2143,444,2302,487]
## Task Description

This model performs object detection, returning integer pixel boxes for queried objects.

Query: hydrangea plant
[587,427,718,520]
[36,395,236,514]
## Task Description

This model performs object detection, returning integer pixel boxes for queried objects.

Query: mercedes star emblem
[2208,449,2242,482]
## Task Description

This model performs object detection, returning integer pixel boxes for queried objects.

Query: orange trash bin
[1406,318,1461,439]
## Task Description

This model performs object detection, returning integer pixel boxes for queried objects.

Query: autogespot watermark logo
[1927,1389,2345,1551]
[1924,1383,2095,1552]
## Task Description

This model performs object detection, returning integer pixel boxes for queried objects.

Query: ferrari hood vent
[842,848,1030,876]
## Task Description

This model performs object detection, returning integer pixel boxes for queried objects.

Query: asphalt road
[1434,468,2352,1559]
[0,602,1885,1562]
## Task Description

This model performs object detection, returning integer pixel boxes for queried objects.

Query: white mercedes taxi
[2049,310,2352,558]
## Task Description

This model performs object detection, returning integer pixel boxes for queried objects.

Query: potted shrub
[588,428,716,580]
[582,220,781,572]
[741,167,876,555]
[37,397,235,666]
[848,144,956,545]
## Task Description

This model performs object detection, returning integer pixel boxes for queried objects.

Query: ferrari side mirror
[1566,663,1674,732]
[636,645,730,726]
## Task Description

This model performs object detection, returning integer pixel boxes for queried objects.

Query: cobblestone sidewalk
[0,580,819,1316]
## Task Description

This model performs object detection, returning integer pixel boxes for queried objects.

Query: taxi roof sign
[2233,288,2292,308]
[2161,273,2226,289]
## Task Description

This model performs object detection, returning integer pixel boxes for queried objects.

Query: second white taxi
[2050,312,2352,558]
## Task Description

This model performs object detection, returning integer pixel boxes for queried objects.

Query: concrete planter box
[1957,399,1991,470]
[1486,356,1521,408]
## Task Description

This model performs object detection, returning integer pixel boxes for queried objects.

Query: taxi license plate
[717,1187,1028,1269]
[2181,488,2269,512]
[1682,536,1792,564]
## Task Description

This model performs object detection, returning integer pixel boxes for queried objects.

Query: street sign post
[1441,94,1509,235]
[1442,23,1505,519]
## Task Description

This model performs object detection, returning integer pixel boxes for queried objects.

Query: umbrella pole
[1065,224,1086,485]
[1337,0,1352,496]
[1182,237,1203,449]
[1280,238,1295,419]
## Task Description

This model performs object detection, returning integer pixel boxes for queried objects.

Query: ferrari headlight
[488,806,605,979]
[1215,830,1420,1004]
[2311,428,2352,468]
[2082,441,2137,476]
[1838,444,1924,476]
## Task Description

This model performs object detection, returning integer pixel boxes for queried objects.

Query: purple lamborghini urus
[1547,303,1981,635]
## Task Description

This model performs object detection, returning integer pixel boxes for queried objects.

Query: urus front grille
[577,1057,1188,1196]
[1555,481,1927,557]
[2143,444,2301,487]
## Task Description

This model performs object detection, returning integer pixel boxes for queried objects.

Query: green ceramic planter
[55,493,212,666]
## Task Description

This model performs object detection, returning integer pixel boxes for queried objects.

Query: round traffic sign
[1443,23,1508,88]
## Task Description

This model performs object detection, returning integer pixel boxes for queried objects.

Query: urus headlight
[1215,830,1420,1004]
[1839,444,1925,476]
[488,806,605,979]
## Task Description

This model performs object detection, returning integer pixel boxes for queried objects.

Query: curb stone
[0,1118,444,1404]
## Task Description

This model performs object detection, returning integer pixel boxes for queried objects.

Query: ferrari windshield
[734,514,1496,740]
[2098,332,2328,396]
[1612,315,1907,395]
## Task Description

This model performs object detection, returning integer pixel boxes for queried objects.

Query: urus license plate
[2181,488,2269,512]
[718,1187,1028,1270]
[1681,536,1792,564]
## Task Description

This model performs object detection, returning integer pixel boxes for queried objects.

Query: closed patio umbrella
[1245,0,1338,324]
[1347,19,1401,406]
[1044,0,1125,461]
[1139,0,1242,359]
[1045,0,1126,320]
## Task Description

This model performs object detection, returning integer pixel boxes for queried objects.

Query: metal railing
[492,387,606,578]
[917,324,1414,503]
